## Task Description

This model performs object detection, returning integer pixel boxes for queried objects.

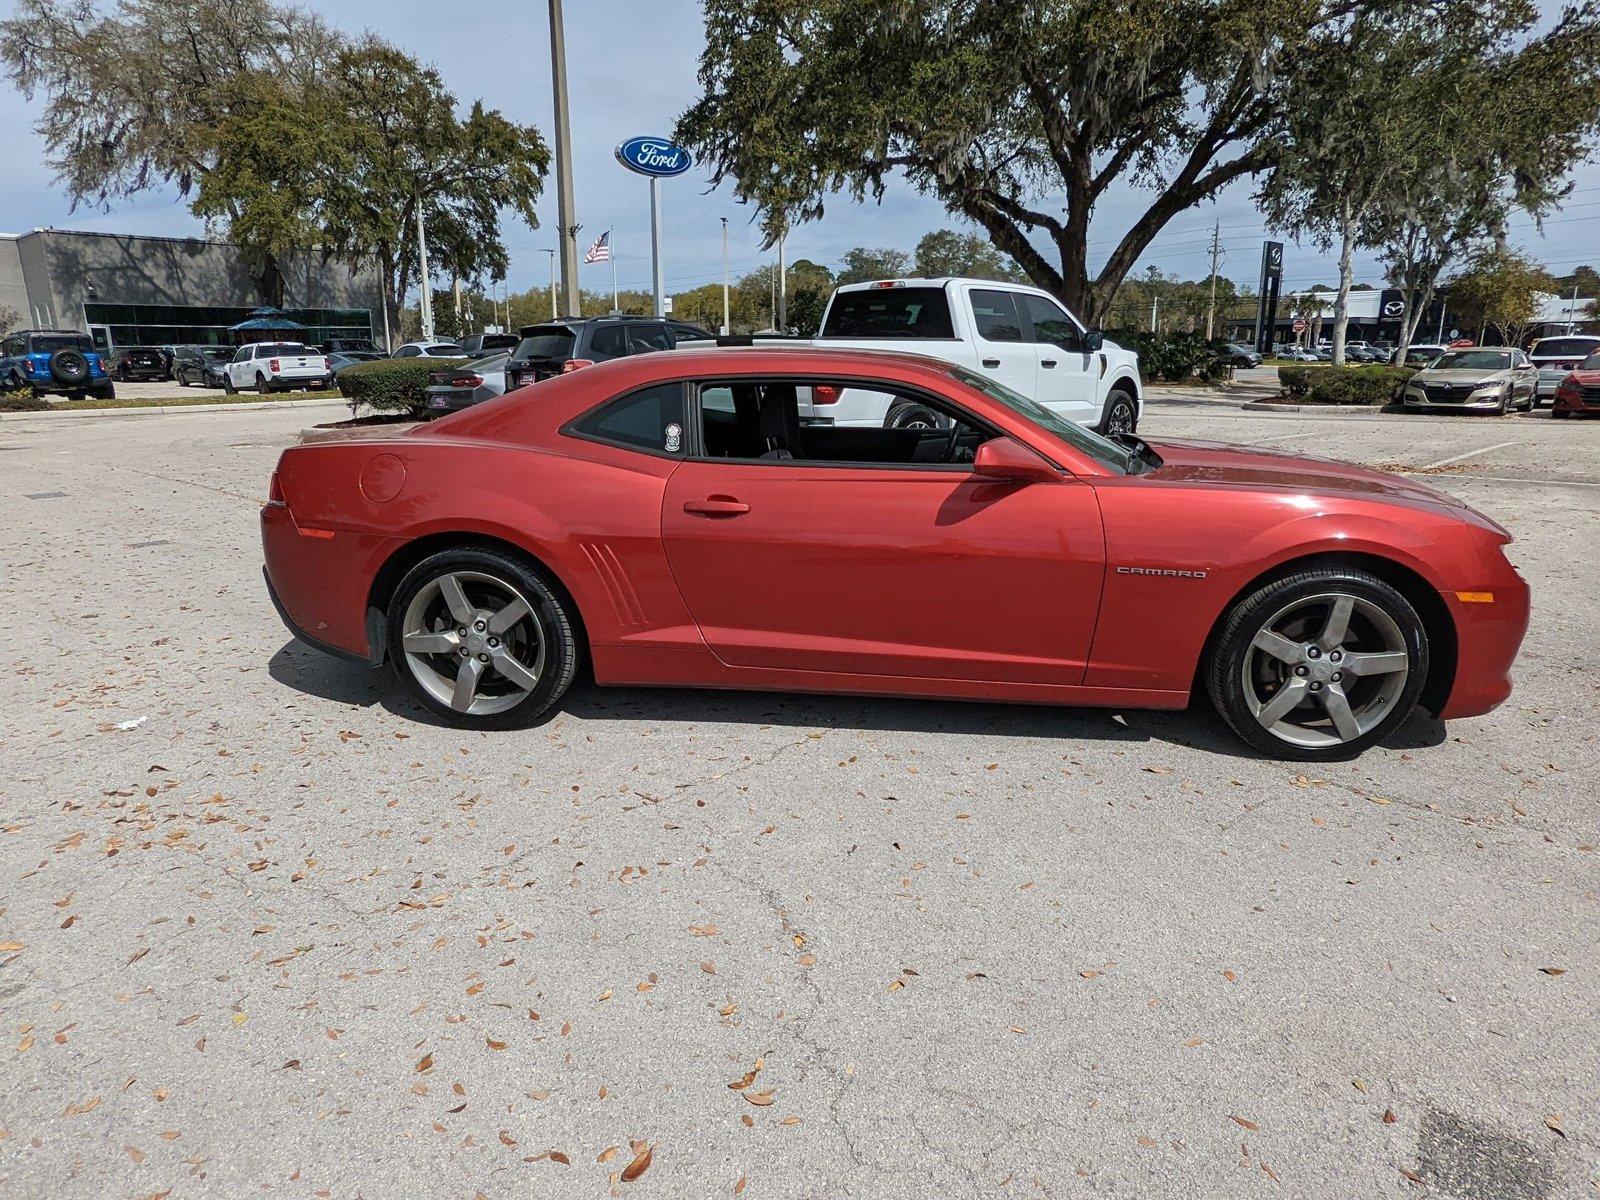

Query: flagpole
[610,228,618,314]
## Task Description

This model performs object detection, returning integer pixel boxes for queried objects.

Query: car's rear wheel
[1097,387,1137,437]
[387,547,580,729]
[886,400,942,430]
[1206,567,1427,760]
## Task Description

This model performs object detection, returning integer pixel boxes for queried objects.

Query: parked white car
[1528,334,1600,403]
[393,341,464,358]
[800,278,1143,435]
[223,342,331,394]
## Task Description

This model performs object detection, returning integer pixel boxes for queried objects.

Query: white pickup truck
[800,278,1142,435]
[222,341,332,395]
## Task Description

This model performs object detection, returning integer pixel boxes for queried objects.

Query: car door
[660,379,1106,685]
[227,347,250,386]
[964,287,1038,400]
[1016,291,1100,424]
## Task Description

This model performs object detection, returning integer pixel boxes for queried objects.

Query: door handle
[683,497,749,517]
[981,357,1001,368]
[1040,359,1057,368]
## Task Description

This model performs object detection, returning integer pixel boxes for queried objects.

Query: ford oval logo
[615,136,693,178]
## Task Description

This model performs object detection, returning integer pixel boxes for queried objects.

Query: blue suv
[0,329,116,400]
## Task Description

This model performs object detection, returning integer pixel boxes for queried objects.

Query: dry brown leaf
[1222,970,1238,983]
[124,1145,146,1164]
[1184,1037,1205,1048]
[743,1088,776,1107]
[1079,969,1100,979]
[0,941,22,953]
[598,988,613,1002]
[689,924,718,937]
[415,1053,434,1073]
[1352,1078,1368,1094]
[597,1146,618,1163]
[1545,1115,1566,1138]
[700,961,716,974]
[64,1096,102,1117]
[549,1150,571,1165]
[734,1176,748,1194]
[1538,967,1566,976]
[486,1037,507,1050]
[1383,1109,1397,1124]
[620,1143,654,1182]
[779,1116,801,1126]
[1229,1115,1260,1131]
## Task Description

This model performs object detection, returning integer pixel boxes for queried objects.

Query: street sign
[1292,319,1307,334]
[614,137,693,178]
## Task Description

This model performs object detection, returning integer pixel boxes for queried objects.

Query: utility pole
[1149,294,1158,334]
[543,250,557,320]
[548,0,580,317]
[720,217,730,336]
[1204,221,1222,341]
[776,230,787,332]
[416,207,434,341]
[452,273,462,336]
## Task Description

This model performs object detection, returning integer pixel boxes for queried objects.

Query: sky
[2,0,1598,304]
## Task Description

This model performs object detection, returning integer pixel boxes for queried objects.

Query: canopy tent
[228,309,309,344]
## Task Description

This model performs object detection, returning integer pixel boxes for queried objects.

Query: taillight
[265,469,286,508]
[323,357,331,372]
[812,385,842,405]
[270,358,280,372]
[453,374,483,388]
[562,359,594,373]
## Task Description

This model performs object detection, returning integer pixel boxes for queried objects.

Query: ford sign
[615,136,693,178]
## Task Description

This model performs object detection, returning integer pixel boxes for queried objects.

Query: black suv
[505,316,711,389]
[0,329,115,399]
[111,346,170,382]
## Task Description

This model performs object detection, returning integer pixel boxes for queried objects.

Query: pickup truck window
[970,290,1024,342]
[1018,293,1082,350]
[820,287,954,339]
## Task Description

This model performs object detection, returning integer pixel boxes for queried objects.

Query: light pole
[720,217,729,336]
[416,207,434,341]
[548,0,580,317]
[776,229,787,332]
[543,249,557,319]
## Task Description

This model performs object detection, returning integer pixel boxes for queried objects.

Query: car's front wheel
[387,546,581,729]
[223,373,237,395]
[1206,566,1427,760]
[1097,387,1138,437]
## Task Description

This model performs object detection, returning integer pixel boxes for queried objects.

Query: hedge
[1277,364,1416,405]
[336,356,468,416]
[1106,329,1231,383]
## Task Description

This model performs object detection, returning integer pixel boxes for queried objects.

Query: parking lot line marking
[1399,471,1600,489]
[1419,441,1517,470]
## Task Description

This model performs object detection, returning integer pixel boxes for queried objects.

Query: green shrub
[1107,329,1231,383]
[336,356,468,415]
[1276,364,1414,405]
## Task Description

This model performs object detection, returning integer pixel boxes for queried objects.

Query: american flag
[584,230,611,264]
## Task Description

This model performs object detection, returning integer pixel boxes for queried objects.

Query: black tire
[177,373,189,387]
[1552,408,1571,419]
[1205,566,1428,761]
[255,373,271,396]
[91,384,116,401]
[885,400,943,430]
[386,545,581,730]
[1097,387,1138,437]
[223,373,237,395]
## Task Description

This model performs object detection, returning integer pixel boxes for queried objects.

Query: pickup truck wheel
[1097,388,1137,437]
[255,374,271,396]
[886,400,942,430]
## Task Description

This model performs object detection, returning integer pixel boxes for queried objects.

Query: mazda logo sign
[1383,300,1405,317]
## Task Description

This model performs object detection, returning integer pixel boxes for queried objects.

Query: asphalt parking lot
[1,397,1596,1198]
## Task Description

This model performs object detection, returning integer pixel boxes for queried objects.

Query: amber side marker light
[1455,591,1495,604]
[297,527,337,540]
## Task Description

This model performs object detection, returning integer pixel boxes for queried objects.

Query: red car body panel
[1553,370,1600,414]
[261,347,1529,723]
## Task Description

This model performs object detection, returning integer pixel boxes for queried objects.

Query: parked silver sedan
[423,351,510,417]
[1400,347,1537,414]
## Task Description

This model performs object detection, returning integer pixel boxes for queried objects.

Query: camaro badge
[1117,566,1208,579]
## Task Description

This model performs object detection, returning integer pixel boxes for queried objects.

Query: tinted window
[970,290,1023,342]
[1018,293,1081,348]
[256,343,313,357]
[951,366,1133,475]
[589,325,629,358]
[30,334,92,353]
[820,287,955,339]
[395,345,420,357]
[1583,352,1600,370]
[513,329,576,360]
[572,383,684,455]
[1531,337,1600,359]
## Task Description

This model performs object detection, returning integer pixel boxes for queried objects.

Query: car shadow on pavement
[270,639,1447,760]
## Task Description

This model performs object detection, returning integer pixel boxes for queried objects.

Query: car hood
[1410,368,1510,385]
[1140,437,1476,514]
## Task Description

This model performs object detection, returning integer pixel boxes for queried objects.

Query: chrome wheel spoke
[492,651,539,691]
[403,630,458,655]
[1318,595,1354,649]
[488,596,531,635]
[450,656,485,712]
[1320,683,1361,742]
[1256,678,1309,728]
[439,574,475,624]
[1342,649,1407,677]
[1251,629,1301,665]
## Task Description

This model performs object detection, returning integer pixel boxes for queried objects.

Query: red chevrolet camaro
[262,346,1529,760]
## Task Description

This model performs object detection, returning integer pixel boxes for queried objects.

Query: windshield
[1432,350,1511,370]
[950,366,1133,474]
[514,329,576,360]
[202,349,231,361]
[1531,337,1600,359]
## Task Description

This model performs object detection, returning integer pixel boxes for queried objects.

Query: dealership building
[0,227,384,351]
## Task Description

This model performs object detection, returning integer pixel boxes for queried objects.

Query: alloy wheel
[400,570,546,716]
[1105,397,1135,436]
[1242,592,1410,750]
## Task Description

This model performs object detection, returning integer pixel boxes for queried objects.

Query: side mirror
[1082,330,1105,352]
[972,436,1059,484]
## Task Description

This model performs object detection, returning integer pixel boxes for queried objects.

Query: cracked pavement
[1,398,1596,1198]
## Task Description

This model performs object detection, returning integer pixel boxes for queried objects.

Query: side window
[588,325,629,358]
[233,347,250,363]
[1019,293,1082,350]
[970,290,1023,342]
[695,379,988,467]
[628,324,671,353]
[396,345,418,358]
[571,382,684,455]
